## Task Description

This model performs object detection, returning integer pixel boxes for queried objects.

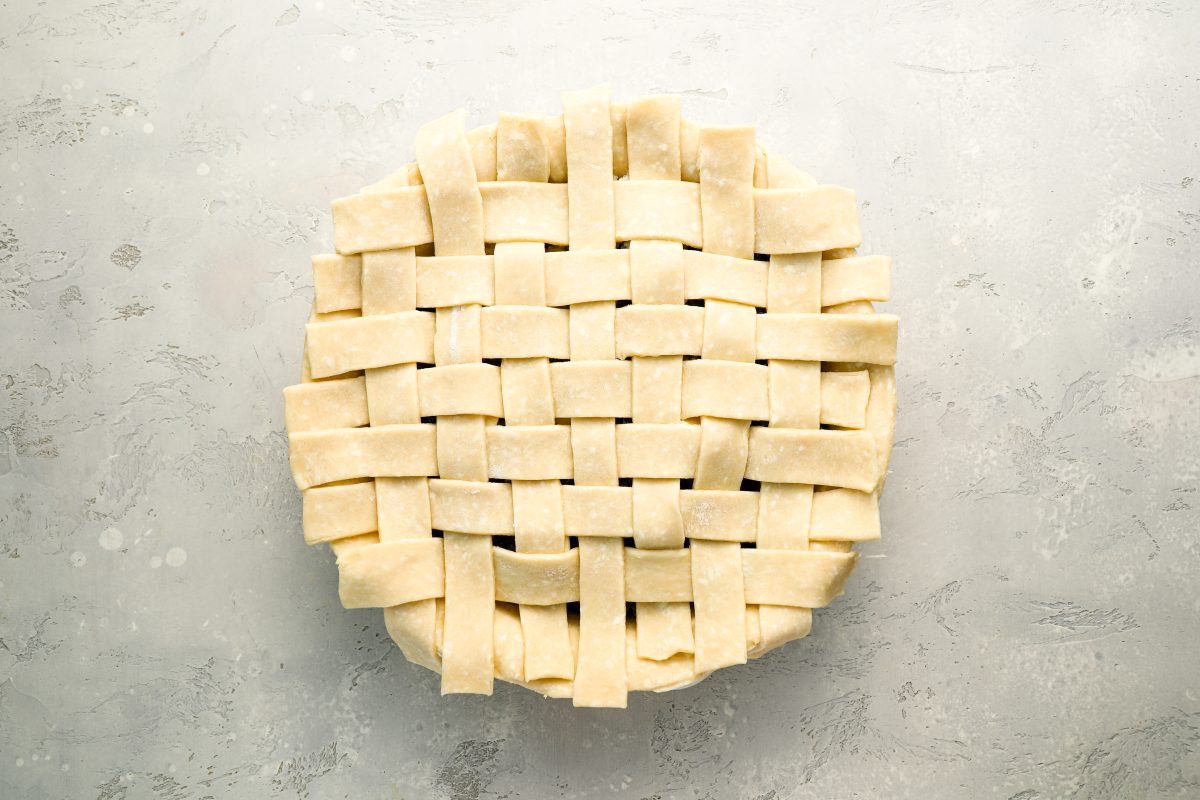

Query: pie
[283,87,897,708]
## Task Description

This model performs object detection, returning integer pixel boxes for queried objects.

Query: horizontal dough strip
[291,424,880,489]
[331,181,860,255]
[300,309,895,380]
[312,250,891,315]
[337,540,857,610]
[289,424,437,490]
[302,478,880,546]
[286,366,872,431]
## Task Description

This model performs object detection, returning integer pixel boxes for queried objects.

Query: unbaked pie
[283,87,896,707]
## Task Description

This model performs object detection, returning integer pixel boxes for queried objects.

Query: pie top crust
[283,87,897,708]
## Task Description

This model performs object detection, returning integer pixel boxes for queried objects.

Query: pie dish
[283,87,897,708]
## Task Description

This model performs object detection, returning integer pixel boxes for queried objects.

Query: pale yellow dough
[285,87,898,708]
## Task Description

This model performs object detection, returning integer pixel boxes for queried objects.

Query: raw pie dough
[284,88,897,708]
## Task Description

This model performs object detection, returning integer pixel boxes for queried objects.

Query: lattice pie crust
[283,88,897,708]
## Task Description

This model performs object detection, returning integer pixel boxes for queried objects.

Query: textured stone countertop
[2,1,1198,798]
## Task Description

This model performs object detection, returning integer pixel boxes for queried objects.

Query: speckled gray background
[2,0,1198,798]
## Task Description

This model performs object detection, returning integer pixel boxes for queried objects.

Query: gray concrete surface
[2,1,1199,797]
